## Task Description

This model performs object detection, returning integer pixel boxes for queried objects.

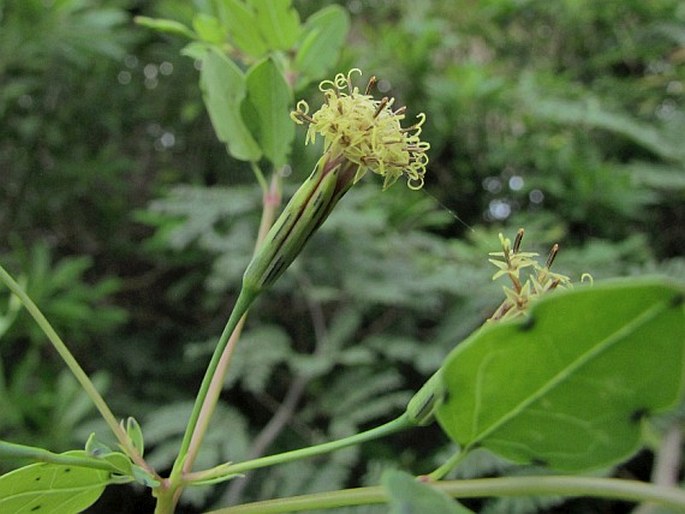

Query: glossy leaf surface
[436,279,685,471]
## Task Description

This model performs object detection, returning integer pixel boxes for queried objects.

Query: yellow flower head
[291,69,430,190]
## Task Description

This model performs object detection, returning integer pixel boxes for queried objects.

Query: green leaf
[244,58,294,168]
[125,416,145,457]
[101,453,133,476]
[215,0,268,57]
[382,469,475,514]
[134,16,197,40]
[250,0,301,51]
[436,279,685,471]
[131,465,160,488]
[199,48,261,162]
[84,433,111,457]
[295,5,350,85]
[192,13,226,44]
[0,451,110,513]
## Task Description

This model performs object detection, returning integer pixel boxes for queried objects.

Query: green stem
[428,447,466,480]
[0,264,146,471]
[168,288,256,483]
[0,440,122,473]
[159,173,283,512]
[205,476,685,514]
[219,414,412,477]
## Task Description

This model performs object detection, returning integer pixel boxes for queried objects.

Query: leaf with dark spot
[0,451,109,513]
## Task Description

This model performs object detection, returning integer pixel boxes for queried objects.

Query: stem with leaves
[0,264,151,475]
[159,171,282,512]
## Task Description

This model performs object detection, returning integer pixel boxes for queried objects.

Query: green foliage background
[0,0,683,512]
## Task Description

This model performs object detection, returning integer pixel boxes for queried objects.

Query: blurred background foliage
[0,0,683,512]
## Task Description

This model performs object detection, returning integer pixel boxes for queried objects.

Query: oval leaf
[199,48,261,162]
[0,451,110,513]
[436,279,685,471]
[244,58,294,168]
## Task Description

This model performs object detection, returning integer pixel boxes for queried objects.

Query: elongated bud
[406,370,446,426]
[243,155,356,295]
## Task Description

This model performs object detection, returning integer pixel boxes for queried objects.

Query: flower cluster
[291,69,430,190]
[487,229,578,322]
[243,70,430,295]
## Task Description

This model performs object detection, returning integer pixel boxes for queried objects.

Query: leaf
[382,469,475,514]
[192,13,226,44]
[244,58,294,168]
[215,0,268,57]
[134,16,196,39]
[295,5,350,85]
[0,451,110,513]
[436,279,685,471]
[125,416,145,457]
[250,0,301,51]
[199,47,261,162]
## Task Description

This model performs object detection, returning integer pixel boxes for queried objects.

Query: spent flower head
[291,69,430,190]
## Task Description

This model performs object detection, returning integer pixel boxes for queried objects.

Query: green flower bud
[406,370,446,426]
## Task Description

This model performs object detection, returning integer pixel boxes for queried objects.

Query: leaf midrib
[466,299,669,450]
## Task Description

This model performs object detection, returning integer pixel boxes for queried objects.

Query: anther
[545,243,559,269]
[365,76,377,95]
[297,112,315,124]
[374,97,389,118]
[513,228,525,253]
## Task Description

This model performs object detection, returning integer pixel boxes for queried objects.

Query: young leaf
[0,451,110,513]
[250,0,301,51]
[436,279,685,471]
[295,5,350,85]
[125,416,145,457]
[244,58,294,168]
[199,48,261,162]
[215,0,268,57]
[382,469,475,514]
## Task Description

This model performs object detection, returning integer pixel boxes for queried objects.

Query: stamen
[365,76,377,95]
[374,97,389,118]
[545,243,559,269]
[293,111,315,124]
[513,228,525,254]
